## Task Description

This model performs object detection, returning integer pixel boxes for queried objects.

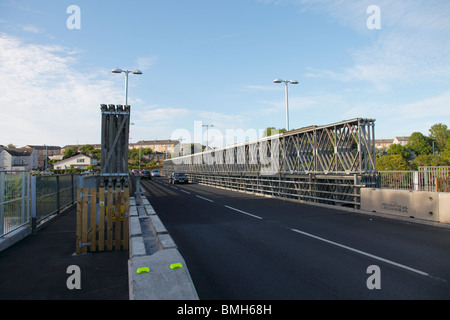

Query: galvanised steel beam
[165,118,376,175]
[100,104,130,176]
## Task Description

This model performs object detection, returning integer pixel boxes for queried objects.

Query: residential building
[26,145,61,170]
[0,148,38,171]
[53,154,98,170]
[393,136,409,146]
[375,137,410,150]
[375,139,394,149]
[130,140,180,154]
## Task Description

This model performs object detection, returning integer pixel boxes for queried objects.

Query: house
[374,139,394,149]
[130,140,180,154]
[53,154,98,170]
[26,145,61,170]
[375,137,410,150]
[393,136,409,146]
[0,148,38,171]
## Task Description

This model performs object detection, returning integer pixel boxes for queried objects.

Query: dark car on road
[141,169,151,179]
[169,172,188,184]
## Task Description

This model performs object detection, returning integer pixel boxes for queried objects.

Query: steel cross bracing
[164,118,378,207]
[100,104,131,178]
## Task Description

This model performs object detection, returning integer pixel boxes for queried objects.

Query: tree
[64,146,78,159]
[376,155,412,171]
[263,127,286,137]
[79,144,94,155]
[412,155,450,168]
[407,132,432,156]
[441,138,450,161]
[387,143,410,159]
[429,123,450,152]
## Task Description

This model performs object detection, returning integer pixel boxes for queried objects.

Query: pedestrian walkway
[0,206,129,300]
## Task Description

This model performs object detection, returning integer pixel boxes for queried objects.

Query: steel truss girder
[163,118,377,208]
[165,118,376,175]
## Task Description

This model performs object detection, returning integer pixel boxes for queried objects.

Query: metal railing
[32,174,77,227]
[379,166,450,191]
[1,171,78,238]
[0,171,31,237]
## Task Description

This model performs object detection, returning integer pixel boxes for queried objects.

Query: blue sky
[1,0,449,148]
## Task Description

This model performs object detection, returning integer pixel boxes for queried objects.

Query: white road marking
[224,205,263,220]
[290,228,430,277]
[196,195,214,202]
[180,189,191,194]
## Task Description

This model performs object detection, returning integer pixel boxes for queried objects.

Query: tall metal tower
[100,104,130,177]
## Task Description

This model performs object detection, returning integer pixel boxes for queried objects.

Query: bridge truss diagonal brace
[100,104,131,175]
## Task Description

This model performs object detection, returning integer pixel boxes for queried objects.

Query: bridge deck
[0,206,129,300]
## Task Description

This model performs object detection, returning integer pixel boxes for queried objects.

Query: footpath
[0,206,129,300]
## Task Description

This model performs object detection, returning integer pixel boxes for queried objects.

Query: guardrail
[1,171,78,238]
[379,166,450,191]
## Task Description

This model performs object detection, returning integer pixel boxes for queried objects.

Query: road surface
[141,177,450,300]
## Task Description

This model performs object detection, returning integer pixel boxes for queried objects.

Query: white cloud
[392,91,450,120]
[136,55,158,71]
[19,24,43,34]
[299,0,450,90]
[0,34,121,146]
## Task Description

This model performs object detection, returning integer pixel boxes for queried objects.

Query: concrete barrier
[439,192,450,224]
[128,196,199,300]
[361,188,449,224]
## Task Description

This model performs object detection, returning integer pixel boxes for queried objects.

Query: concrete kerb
[128,196,199,300]
[0,226,32,253]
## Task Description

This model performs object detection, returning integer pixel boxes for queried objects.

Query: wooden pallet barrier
[76,185,129,254]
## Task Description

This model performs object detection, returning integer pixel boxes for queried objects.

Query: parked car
[81,170,94,175]
[151,169,161,177]
[40,171,54,175]
[131,169,139,175]
[141,169,151,179]
[169,172,188,184]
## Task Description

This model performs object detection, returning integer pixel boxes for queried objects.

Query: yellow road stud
[136,267,150,274]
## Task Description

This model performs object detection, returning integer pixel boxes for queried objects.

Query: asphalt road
[141,177,450,300]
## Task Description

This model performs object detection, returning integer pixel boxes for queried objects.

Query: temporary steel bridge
[163,118,379,208]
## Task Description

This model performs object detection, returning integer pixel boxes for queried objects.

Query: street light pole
[202,124,214,150]
[274,78,299,132]
[112,67,143,106]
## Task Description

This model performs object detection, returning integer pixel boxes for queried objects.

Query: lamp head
[112,67,123,73]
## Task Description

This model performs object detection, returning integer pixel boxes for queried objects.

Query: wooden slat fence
[76,185,129,254]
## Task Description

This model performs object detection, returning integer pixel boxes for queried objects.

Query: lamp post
[202,124,214,150]
[112,67,143,106]
[273,78,298,132]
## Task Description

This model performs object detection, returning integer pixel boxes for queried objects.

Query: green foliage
[376,155,412,171]
[79,144,94,155]
[263,127,286,137]
[376,122,450,171]
[429,123,450,152]
[387,144,410,159]
[407,132,432,156]
[412,155,450,168]
[64,146,78,159]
